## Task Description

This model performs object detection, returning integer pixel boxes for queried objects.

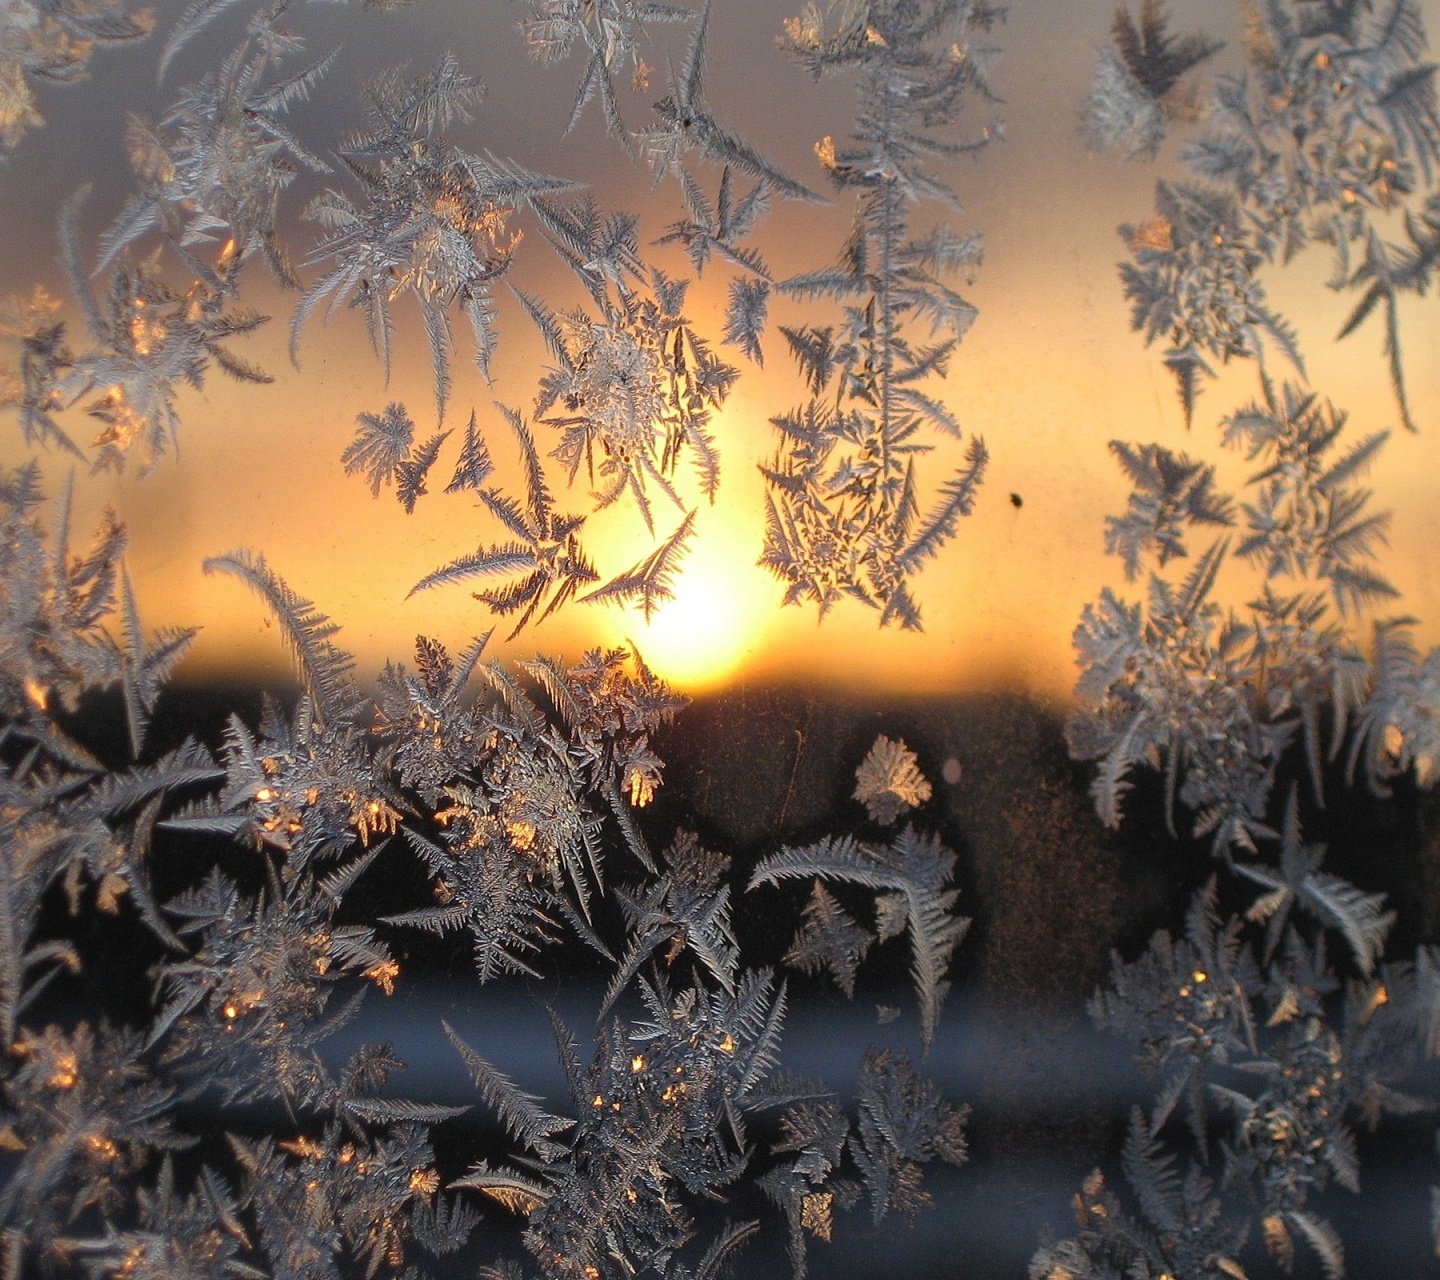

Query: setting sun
[599,503,774,691]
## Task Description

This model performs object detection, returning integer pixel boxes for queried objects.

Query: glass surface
[3,1,1440,1277]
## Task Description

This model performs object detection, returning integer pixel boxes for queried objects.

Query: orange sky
[2,0,1438,700]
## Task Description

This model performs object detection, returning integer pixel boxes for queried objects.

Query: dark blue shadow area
[312,979,1440,1280]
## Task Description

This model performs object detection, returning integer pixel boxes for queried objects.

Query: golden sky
[2,0,1438,699]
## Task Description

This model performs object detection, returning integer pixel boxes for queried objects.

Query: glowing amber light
[626,767,655,808]
[630,1054,646,1073]
[601,502,772,691]
[21,678,47,711]
[364,959,400,995]
[85,1133,119,1160]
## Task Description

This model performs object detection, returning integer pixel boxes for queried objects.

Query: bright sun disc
[612,525,769,691]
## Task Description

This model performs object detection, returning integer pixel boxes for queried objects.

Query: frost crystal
[852,734,932,825]
[759,0,1000,629]
[294,56,577,418]
[0,0,152,152]
[1081,1,1222,160]
[1098,0,1440,428]
[104,18,333,286]
[1071,372,1437,852]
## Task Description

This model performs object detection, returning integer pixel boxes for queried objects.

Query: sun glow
[601,505,774,692]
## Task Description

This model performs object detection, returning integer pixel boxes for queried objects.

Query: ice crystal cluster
[0,2,997,1271]
[0,451,973,1278]
[3,0,1000,634]
[1086,0,1440,429]
[1071,0,1440,856]
[1030,832,1440,1280]
[0,0,152,151]
[3,0,1440,1277]
[1039,4,1440,1279]
[751,0,998,628]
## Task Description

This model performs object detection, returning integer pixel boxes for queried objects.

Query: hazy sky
[2,0,1438,697]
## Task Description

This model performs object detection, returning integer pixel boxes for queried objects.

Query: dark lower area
[36,676,1440,1278]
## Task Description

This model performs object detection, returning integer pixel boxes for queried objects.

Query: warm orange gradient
[594,511,775,693]
[2,0,1438,700]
